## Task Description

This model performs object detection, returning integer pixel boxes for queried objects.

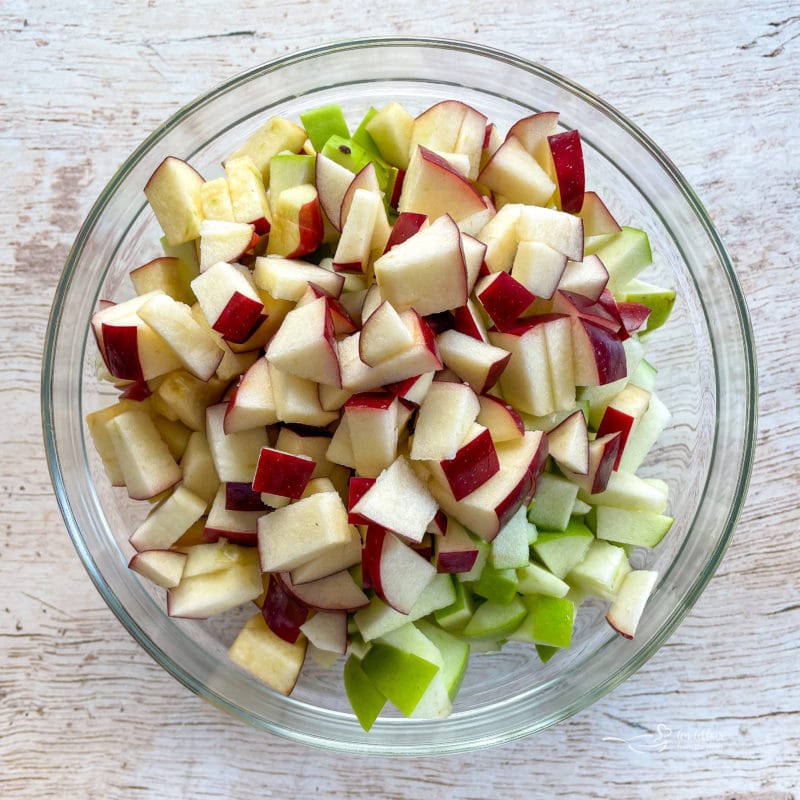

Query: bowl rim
[41,36,758,754]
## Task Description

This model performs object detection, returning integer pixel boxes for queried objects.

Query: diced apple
[399,145,488,223]
[517,205,584,262]
[410,381,480,461]
[144,156,205,246]
[198,219,255,272]
[547,409,589,475]
[606,570,659,638]
[374,214,467,316]
[129,549,187,589]
[253,255,344,301]
[266,183,324,259]
[350,456,438,543]
[224,155,272,229]
[226,116,307,182]
[258,491,352,572]
[436,329,510,395]
[476,394,525,442]
[205,403,268,483]
[344,392,400,477]
[477,136,556,206]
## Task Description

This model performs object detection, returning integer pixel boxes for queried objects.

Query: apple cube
[258,491,352,572]
[425,423,499,501]
[266,183,324,259]
[399,145,487,223]
[226,116,307,182]
[267,363,339,428]
[224,155,271,229]
[205,403,268,483]
[606,570,659,638]
[106,409,181,500]
[129,485,207,551]
[136,292,224,381]
[516,205,584,262]
[229,612,307,696]
[350,456,438,543]
[252,447,315,499]
[476,394,525,442]
[253,255,344,301]
[374,214,467,316]
[190,261,265,344]
[343,392,400,478]
[144,156,205,245]
[129,549,187,589]
[511,240,568,300]
[477,135,556,206]
[410,381,480,461]
[359,301,415,366]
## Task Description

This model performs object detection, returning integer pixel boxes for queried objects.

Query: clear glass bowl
[42,38,757,755]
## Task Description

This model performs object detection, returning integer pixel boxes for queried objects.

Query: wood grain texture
[2,1,798,797]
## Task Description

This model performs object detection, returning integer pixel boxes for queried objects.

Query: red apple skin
[452,304,487,342]
[344,392,396,411]
[213,291,267,344]
[384,211,428,253]
[496,471,534,531]
[424,311,456,337]
[548,129,585,213]
[348,476,376,525]
[589,433,621,494]
[251,216,271,235]
[390,169,404,209]
[506,111,560,151]
[428,509,448,536]
[617,301,652,335]
[439,427,500,501]
[101,323,143,381]
[118,380,151,401]
[225,482,270,512]
[596,408,636,470]
[361,525,387,595]
[553,290,621,333]
[573,318,627,385]
[435,548,479,575]
[251,448,316,498]
[262,574,310,644]
[477,272,537,331]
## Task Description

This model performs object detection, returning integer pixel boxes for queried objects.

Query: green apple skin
[434,577,475,632]
[587,505,674,548]
[299,103,350,152]
[566,539,631,600]
[587,226,652,293]
[320,135,398,201]
[474,563,519,605]
[535,644,559,663]
[623,279,676,334]
[360,642,440,717]
[416,620,470,701]
[517,562,570,598]
[343,653,387,731]
[527,472,580,532]
[350,107,381,157]
[268,153,316,200]
[510,595,575,649]
[462,597,527,640]
[531,519,594,579]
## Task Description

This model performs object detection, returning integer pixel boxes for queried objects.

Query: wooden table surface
[3,1,798,797]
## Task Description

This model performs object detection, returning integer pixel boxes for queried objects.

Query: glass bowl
[42,37,757,755]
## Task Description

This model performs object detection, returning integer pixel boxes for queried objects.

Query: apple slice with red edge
[560,431,622,494]
[578,191,622,238]
[252,447,316,499]
[198,219,255,272]
[475,271,536,331]
[596,384,652,469]
[266,183,324,258]
[558,255,609,301]
[434,517,480,574]
[344,392,400,478]
[476,394,525,442]
[547,409,590,474]
[280,568,369,612]
[436,329,510,394]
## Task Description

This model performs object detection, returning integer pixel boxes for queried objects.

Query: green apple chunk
[434,577,475,632]
[578,469,669,514]
[617,393,672,473]
[360,641,440,717]
[416,620,471,702]
[587,225,652,294]
[516,562,570,598]
[622,278,676,334]
[510,595,575,649]
[462,597,527,640]
[566,539,631,600]
[344,653,387,732]
[353,573,456,641]
[527,472,580,532]
[531,519,594,579]
[588,505,674,548]
[474,563,519,605]
[491,505,535,569]
[321,135,397,201]
[350,107,382,157]
[300,104,350,152]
